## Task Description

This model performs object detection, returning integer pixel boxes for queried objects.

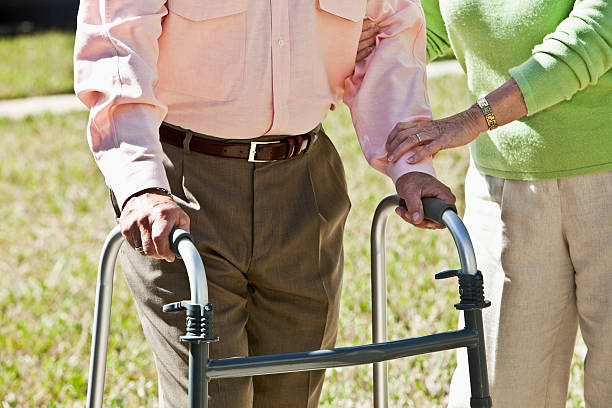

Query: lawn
[0,32,75,99]
[0,73,585,406]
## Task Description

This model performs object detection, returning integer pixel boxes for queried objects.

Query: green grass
[0,75,585,407]
[0,32,75,99]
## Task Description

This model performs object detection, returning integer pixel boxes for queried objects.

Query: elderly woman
[359,0,611,407]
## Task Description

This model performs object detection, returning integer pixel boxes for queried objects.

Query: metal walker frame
[86,195,492,407]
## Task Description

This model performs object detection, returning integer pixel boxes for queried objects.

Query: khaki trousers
[119,127,351,407]
[448,165,612,408]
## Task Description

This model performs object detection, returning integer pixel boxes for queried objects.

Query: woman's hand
[357,19,379,63]
[387,78,528,164]
[386,105,487,164]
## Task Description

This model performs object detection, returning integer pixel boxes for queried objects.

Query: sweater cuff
[509,52,577,115]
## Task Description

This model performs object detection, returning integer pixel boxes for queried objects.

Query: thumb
[403,191,425,224]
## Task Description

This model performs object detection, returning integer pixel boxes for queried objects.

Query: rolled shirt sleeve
[344,0,435,183]
[74,0,170,208]
[509,0,612,115]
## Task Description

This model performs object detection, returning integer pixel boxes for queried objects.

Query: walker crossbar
[205,328,478,379]
[86,194,492,408]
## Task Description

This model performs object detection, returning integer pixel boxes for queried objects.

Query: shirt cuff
[107,159,171,209]
[387,153,436,183]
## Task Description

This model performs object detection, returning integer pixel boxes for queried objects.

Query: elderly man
[74,1,454,406]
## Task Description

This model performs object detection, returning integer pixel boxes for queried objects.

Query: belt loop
[183,131,193,153]
[286,137,296,158]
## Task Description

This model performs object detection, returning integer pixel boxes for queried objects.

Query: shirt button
[278,38,285,47]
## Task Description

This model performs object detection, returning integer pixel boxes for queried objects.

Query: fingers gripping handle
[399,197,457,225]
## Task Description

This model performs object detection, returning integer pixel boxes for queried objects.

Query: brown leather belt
[159,123,319,162]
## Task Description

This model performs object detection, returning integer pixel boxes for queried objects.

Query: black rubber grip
[399,197,457,225]
[169,228,193,254]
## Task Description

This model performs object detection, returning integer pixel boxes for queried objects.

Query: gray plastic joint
[435,270,491,311]
[163,301,219,344]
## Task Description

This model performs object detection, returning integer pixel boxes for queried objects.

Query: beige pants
[120,127,351,408]
[448,165,612,408]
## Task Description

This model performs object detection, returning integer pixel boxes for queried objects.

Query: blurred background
[0,4,586,407]
[0,0,77,35]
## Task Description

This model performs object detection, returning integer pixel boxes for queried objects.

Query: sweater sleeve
[421,0,452,63]
[509,0,612,115]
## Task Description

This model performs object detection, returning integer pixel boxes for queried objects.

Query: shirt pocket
[316,0,366,23]
[157,0,248,101]
[167,0,247,21]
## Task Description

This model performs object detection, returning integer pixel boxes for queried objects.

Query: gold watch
[477,97,498,130]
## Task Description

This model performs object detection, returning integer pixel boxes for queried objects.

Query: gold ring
[415,133,423,145]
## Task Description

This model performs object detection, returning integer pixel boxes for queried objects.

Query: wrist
[121,187,172,211]
[466,103,489,134]
[389,157,435,183]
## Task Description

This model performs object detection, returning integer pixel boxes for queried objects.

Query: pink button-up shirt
[74,0,434,207]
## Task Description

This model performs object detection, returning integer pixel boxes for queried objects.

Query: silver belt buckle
[248,140,282,163]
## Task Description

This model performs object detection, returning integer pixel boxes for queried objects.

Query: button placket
[267,0,291,133]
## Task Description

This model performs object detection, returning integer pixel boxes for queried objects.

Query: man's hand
[395,172,456,229]
[120,191,190,262]
[356,19,379,63]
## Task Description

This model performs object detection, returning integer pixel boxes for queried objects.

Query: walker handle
[399,197,457,225]
[168,228,209,305]
[169,228,193,254]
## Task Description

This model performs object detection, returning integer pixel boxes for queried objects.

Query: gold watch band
[477,97,498,130]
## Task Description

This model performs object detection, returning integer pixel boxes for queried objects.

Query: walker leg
[189,342,208,408]
[435,268,492,407]
[86,279,113,408]
[371,197,395,408]
[86,226,123,408]
[372,249,389,408]
[163,300,217,408]
[464,310,492,408]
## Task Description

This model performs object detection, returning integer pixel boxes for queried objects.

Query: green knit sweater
[423,0,612,180]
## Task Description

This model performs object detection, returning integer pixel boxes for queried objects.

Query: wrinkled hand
[120,191,190,262]
[356,19,379,63]
[395,172,456,229]
[386,105,486,164]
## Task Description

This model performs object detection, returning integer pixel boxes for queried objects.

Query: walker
[86,195,492,407]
